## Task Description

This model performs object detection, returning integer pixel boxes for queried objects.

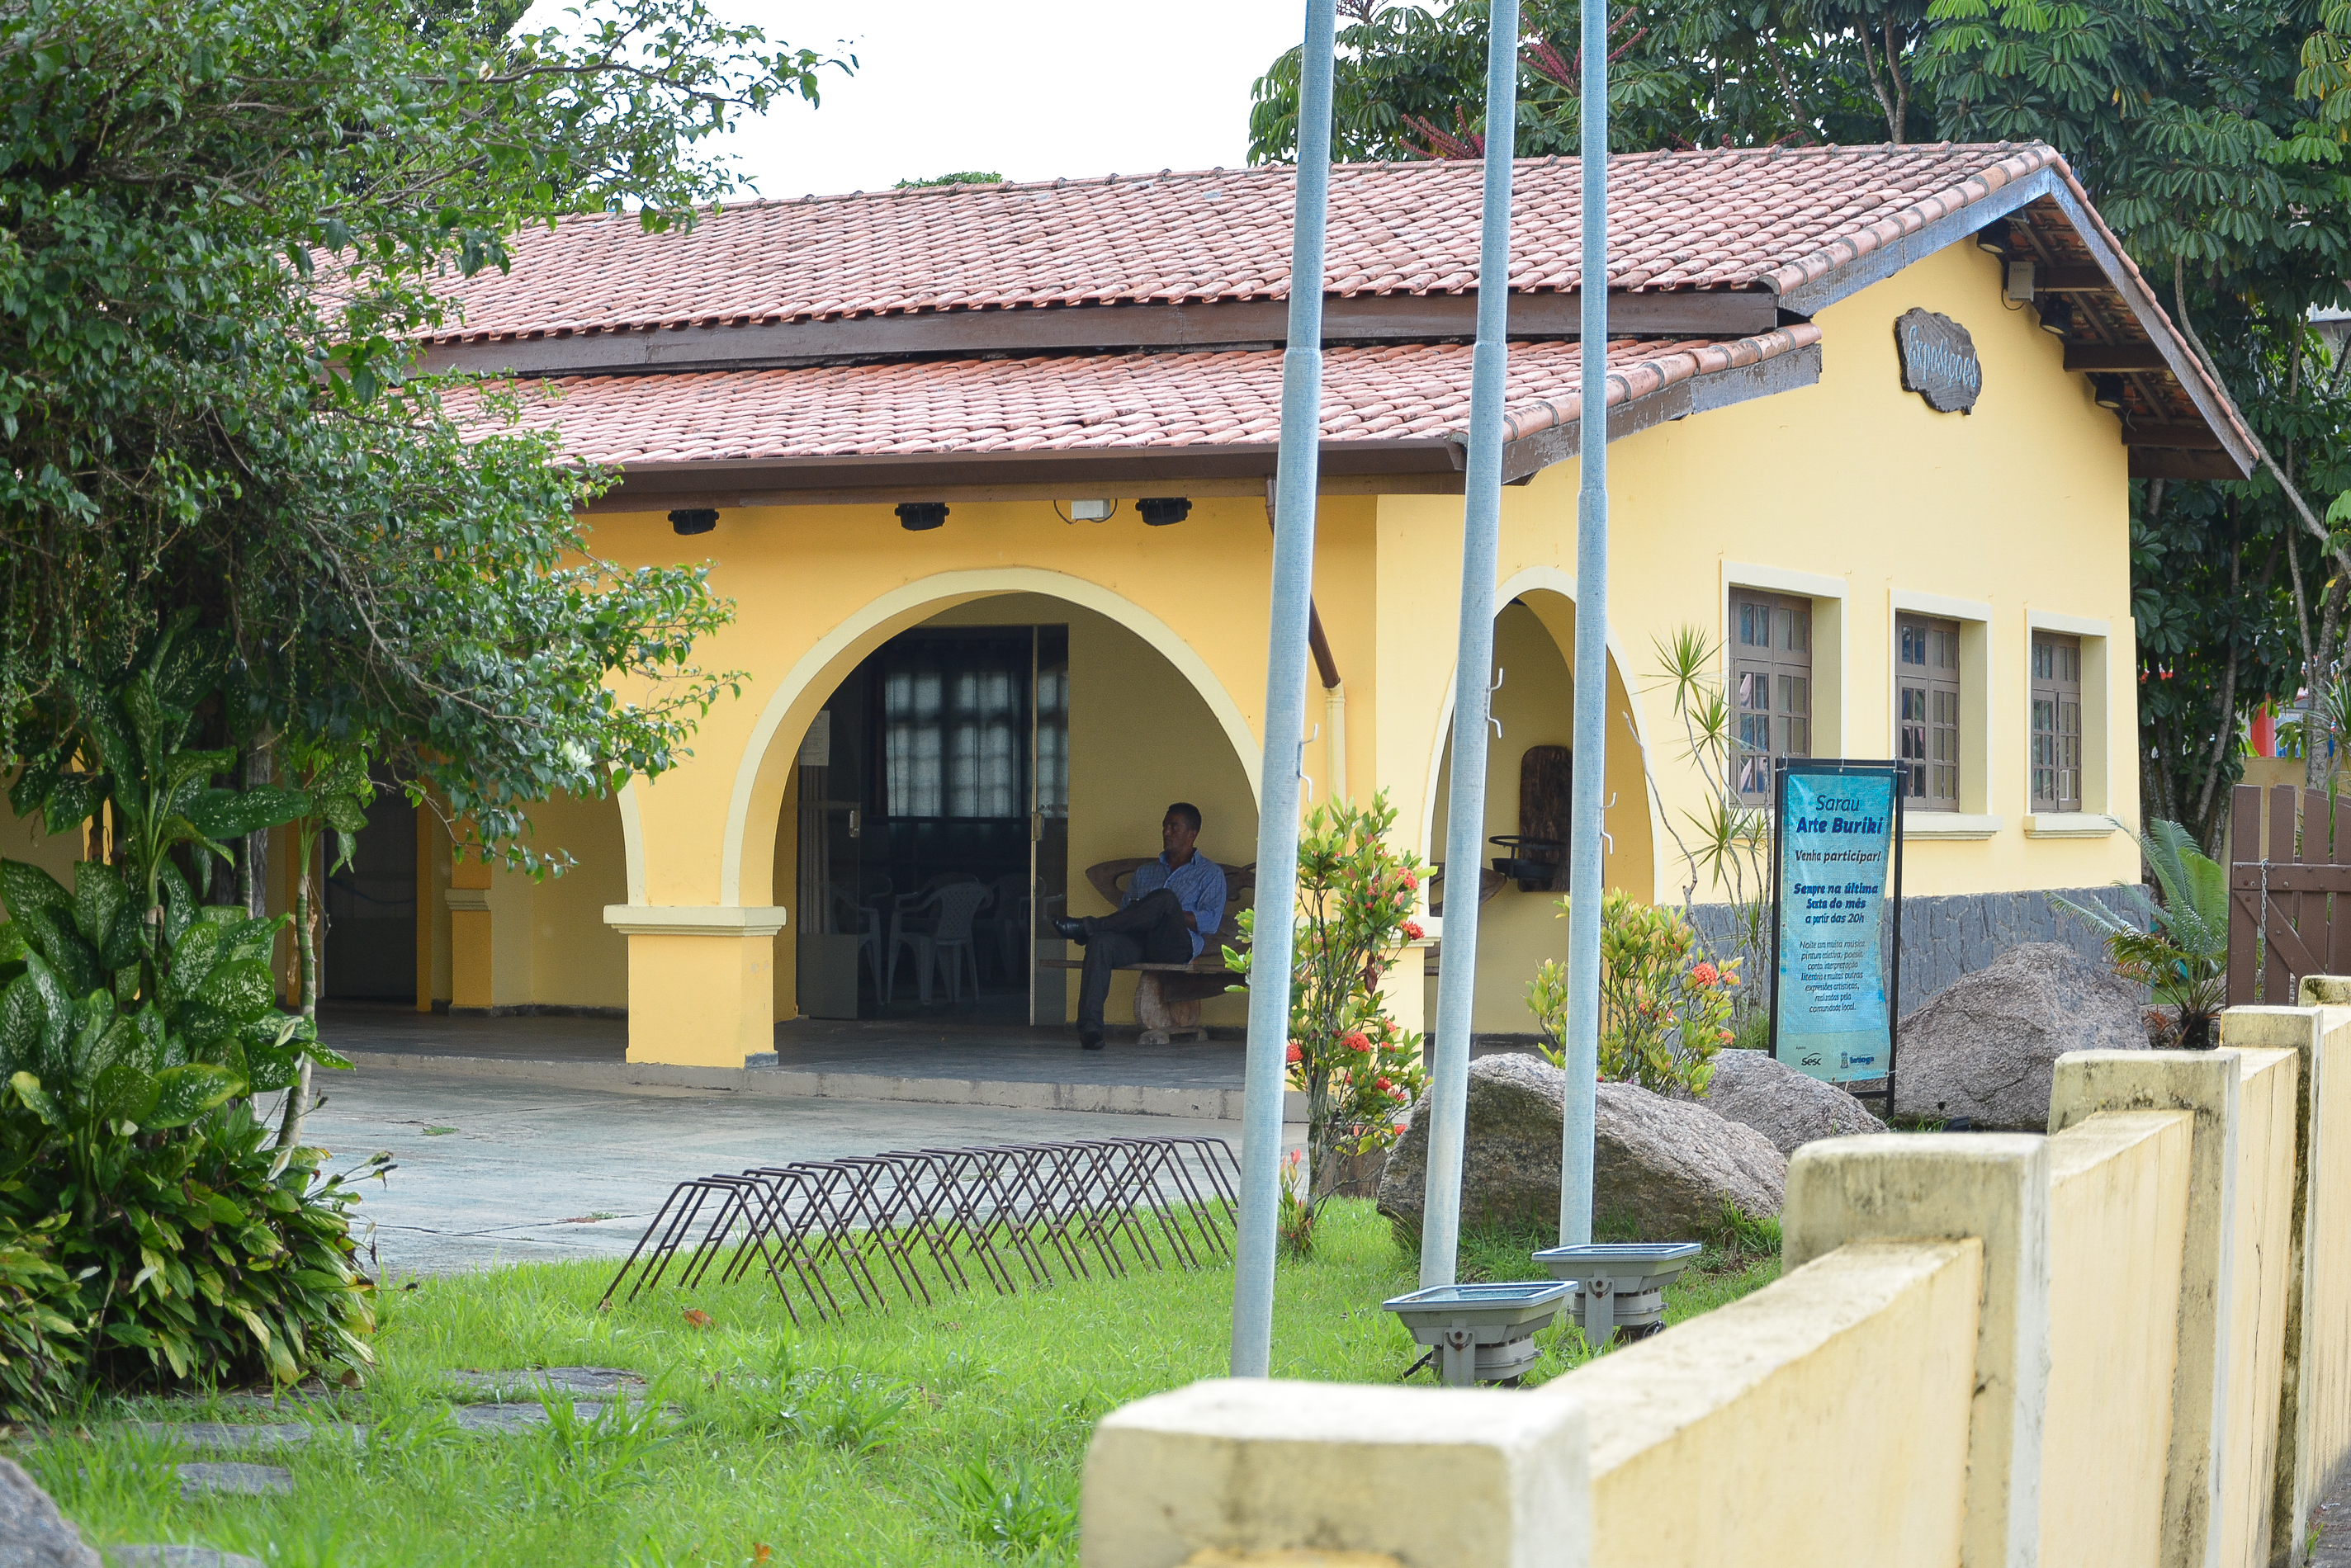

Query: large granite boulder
[1688,1047,1886,1155]
[1376,1054,1786,1245]
[0,1458,102,1568]
[1893,940,2149,1129]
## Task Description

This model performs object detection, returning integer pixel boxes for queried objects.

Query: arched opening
[1425,590,1655,1046]
[770,590,1260,1037]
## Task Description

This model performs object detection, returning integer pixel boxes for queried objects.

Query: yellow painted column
[414,803,435,1013]
[606,907,789,1066]
[448,839,493,1013]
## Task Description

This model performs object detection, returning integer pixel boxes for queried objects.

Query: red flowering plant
[1228,791,1429,1252]
[1526,888,1738,1095]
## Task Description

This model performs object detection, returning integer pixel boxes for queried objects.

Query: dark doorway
[797,623,1067,1021]
[323,796,418,1002]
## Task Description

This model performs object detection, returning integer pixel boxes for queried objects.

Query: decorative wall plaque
[1894,307,1982,413]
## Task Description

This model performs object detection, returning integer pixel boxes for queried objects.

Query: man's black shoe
[1080,1032,1106,1051]
[1051,915,1090,945]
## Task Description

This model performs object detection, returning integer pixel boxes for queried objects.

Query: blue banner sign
[1771,762,1904,1088]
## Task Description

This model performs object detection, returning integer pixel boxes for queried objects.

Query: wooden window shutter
[2031,634,2083,812]
[1731,589,1814,803]
[1896,614,1961,812]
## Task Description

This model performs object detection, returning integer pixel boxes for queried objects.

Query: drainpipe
[1417,0,1522,1290]
[1326,684,1347,801]
[1230,0,1336,1379]
[1557,0,1611,1246]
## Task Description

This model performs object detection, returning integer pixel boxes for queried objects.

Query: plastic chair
[888,881,991,1003]
[976,871,1030,984]
[923,881,993,1003]
[831,888,885,996]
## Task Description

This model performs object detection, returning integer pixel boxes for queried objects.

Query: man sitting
[1053,801,1228,1051]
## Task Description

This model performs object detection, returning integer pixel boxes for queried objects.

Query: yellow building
[225,142,2248,1068]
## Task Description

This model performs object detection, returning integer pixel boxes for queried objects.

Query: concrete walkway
[324,1004,1261,1120]
[303,1059,1276,1278]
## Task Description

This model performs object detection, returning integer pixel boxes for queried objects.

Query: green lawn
[11,1201,1777,1568]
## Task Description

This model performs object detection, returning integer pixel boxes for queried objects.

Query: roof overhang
[584,332,1824,512]
[418,288,1783,378]
[1775,159,2254,479]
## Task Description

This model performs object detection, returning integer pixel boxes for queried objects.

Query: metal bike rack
[601,1136,1239,1322]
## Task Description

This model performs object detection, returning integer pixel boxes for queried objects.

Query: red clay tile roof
[455,326,1820,465]
[426,145,2056,344]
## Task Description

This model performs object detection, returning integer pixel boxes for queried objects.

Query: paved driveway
[303,1061,1271,1278]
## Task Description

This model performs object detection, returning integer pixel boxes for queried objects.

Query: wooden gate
[2229,782,2351,1004]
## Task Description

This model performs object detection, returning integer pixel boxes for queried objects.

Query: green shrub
[1529,889,1738,1095]
[0,1211,82,1421]
[0,616,372,1396]
[2,1096,376,1388]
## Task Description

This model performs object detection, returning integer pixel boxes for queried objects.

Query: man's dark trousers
[1077,887,1194,1039]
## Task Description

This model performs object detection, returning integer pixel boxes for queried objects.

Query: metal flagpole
[1558,0,1611,1246]
[1230,0,1336,1379]
[1417,0,1524,1291]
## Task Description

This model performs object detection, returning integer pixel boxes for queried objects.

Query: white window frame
[1890,590,1999,840]
[1722,562,1846,801]
[2022,609,2115,837]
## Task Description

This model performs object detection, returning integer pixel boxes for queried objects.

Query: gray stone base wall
[1687,885,2144,1016]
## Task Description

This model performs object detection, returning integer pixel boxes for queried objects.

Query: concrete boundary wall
[1082,1007,2351,1568]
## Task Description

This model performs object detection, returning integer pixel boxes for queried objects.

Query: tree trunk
[240,744,271,920]
[277,824,317,1150]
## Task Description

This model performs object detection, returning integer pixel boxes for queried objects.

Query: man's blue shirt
[1127,852,1228,961]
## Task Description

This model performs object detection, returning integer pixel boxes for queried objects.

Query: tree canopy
[1251,0,2351,847]
[0,0,849,862]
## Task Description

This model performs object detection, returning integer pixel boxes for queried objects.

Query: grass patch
[10,1199,1776,1566]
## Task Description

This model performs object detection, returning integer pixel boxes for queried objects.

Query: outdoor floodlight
[1381,1280,1572,1386]
[2036,296,2073,339]
[896,502,949,531]
[2092,374,2126,410]
[1532,1241,1702,1347]
[1138,497,1192,527]
[1975,221,2010,256]
[668,508,719,536]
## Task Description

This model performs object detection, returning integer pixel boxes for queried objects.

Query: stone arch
[692,567,1263,909]
[1417,564,1663,909]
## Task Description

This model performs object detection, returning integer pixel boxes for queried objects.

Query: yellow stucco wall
[400,234,2146,1049]
[2221,1046,2301,1567]
[2038,1108,2192,1566]
[1566,1238,1980,1565]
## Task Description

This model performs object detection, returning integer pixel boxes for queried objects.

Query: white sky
[525,2,1312,200]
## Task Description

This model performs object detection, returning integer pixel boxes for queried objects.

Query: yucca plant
[2049,819,2227,1047]
[1641,626,1772,1025]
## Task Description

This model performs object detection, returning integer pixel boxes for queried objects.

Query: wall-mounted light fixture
[668,508,719,536]
[1975,221,2010,256]
[1138,497,1192,527]
[896,502,949,531]
[2091,374,2126,410]
[2035,296,2073,338]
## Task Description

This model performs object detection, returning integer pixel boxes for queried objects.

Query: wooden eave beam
[2130,449,2242,480]
[2064,344,2171,372]
[414,289,1783,379]
[2121,422,2225,450]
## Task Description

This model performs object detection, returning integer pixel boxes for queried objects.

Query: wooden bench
[1039,858,1252,1044]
